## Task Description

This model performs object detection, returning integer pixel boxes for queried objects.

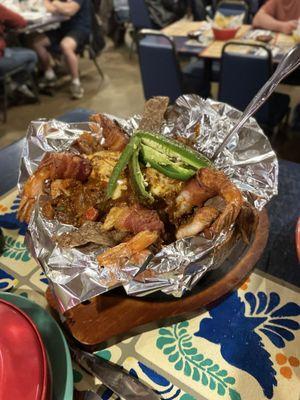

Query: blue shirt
[61,0,91,33]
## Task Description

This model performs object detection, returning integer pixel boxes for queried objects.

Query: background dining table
[19,13,68,34]
[161,20,297,63]
[0,109,299,400]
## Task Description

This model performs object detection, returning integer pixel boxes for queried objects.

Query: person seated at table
[32,0,91,99]
[252,0,300,34]
[0,4,38,99]
[145,0,188,28]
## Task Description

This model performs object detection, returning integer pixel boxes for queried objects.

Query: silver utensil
[212,45,300,160]
[70,345,160,400]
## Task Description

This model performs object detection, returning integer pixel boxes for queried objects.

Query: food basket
[18,95,277,332]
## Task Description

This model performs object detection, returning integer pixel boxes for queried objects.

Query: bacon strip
[40,152,92,181]
[103,205,164,234]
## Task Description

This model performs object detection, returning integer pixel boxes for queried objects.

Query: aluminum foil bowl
[19,95,278,312]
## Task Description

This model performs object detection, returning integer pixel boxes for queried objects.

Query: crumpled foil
[18,95,278,312]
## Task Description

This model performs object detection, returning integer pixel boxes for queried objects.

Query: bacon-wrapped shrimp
[90,114,128,151]
[18,152,92,223]
[174,168,244,238]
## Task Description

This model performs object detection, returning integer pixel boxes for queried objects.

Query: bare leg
[32,34,52,71]
[60,36,83,98]
[60,36,79,80]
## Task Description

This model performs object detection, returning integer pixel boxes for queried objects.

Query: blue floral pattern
[0,268,18,291]
[194,290,300,399]
[0,195,27,236]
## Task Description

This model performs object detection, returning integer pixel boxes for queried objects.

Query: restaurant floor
[0,42,299,163]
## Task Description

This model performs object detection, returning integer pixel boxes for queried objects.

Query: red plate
[0,299,49,400]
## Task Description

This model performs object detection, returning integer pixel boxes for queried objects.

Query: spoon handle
[212,45,300,160]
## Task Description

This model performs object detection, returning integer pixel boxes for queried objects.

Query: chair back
[137,30,182,102]
[190,0,206,21]
[218,42,272,123]
[217,0,249,22]
[128,0,154,29]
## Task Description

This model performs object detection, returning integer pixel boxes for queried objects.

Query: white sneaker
[17,84,36,99]
[70,82,84,99]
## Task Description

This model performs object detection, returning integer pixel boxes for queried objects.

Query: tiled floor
[0,42,299,162]
[0,43,145,148]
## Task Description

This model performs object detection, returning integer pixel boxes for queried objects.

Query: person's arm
[252,5,297,34]
[44,0,57,13]
[0,4,27,29]
[51,0,81,17]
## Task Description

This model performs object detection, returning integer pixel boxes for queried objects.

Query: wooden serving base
[46,209,269,351]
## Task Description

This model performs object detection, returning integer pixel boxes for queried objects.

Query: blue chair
[128,0,155,30]
[137,30,211,103]
[218,42,290,132]
[127,0,156,58]
[217,0,249,22]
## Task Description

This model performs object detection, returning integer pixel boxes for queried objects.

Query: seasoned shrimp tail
[97,230,158,268]
[18,167,51,223]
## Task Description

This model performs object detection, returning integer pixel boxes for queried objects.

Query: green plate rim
[0,291,73,400]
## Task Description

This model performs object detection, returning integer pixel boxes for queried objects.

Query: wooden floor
[0,42,299,162]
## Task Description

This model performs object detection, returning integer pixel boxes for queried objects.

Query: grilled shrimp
[97,230,158,268]
[176,206,219,239]
[18,152,91,223]
[173,177,215,219]
[197,168,244,235]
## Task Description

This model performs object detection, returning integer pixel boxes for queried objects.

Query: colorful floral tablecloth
[0,189,299,400]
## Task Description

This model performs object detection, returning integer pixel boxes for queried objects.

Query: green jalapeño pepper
[136,131,212,170]
[141,144,196,181]
[106,135,140,199]
[129,146,154,204]
[107,130,212,203]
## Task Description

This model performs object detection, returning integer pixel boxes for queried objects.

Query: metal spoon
[212,45,300,160]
